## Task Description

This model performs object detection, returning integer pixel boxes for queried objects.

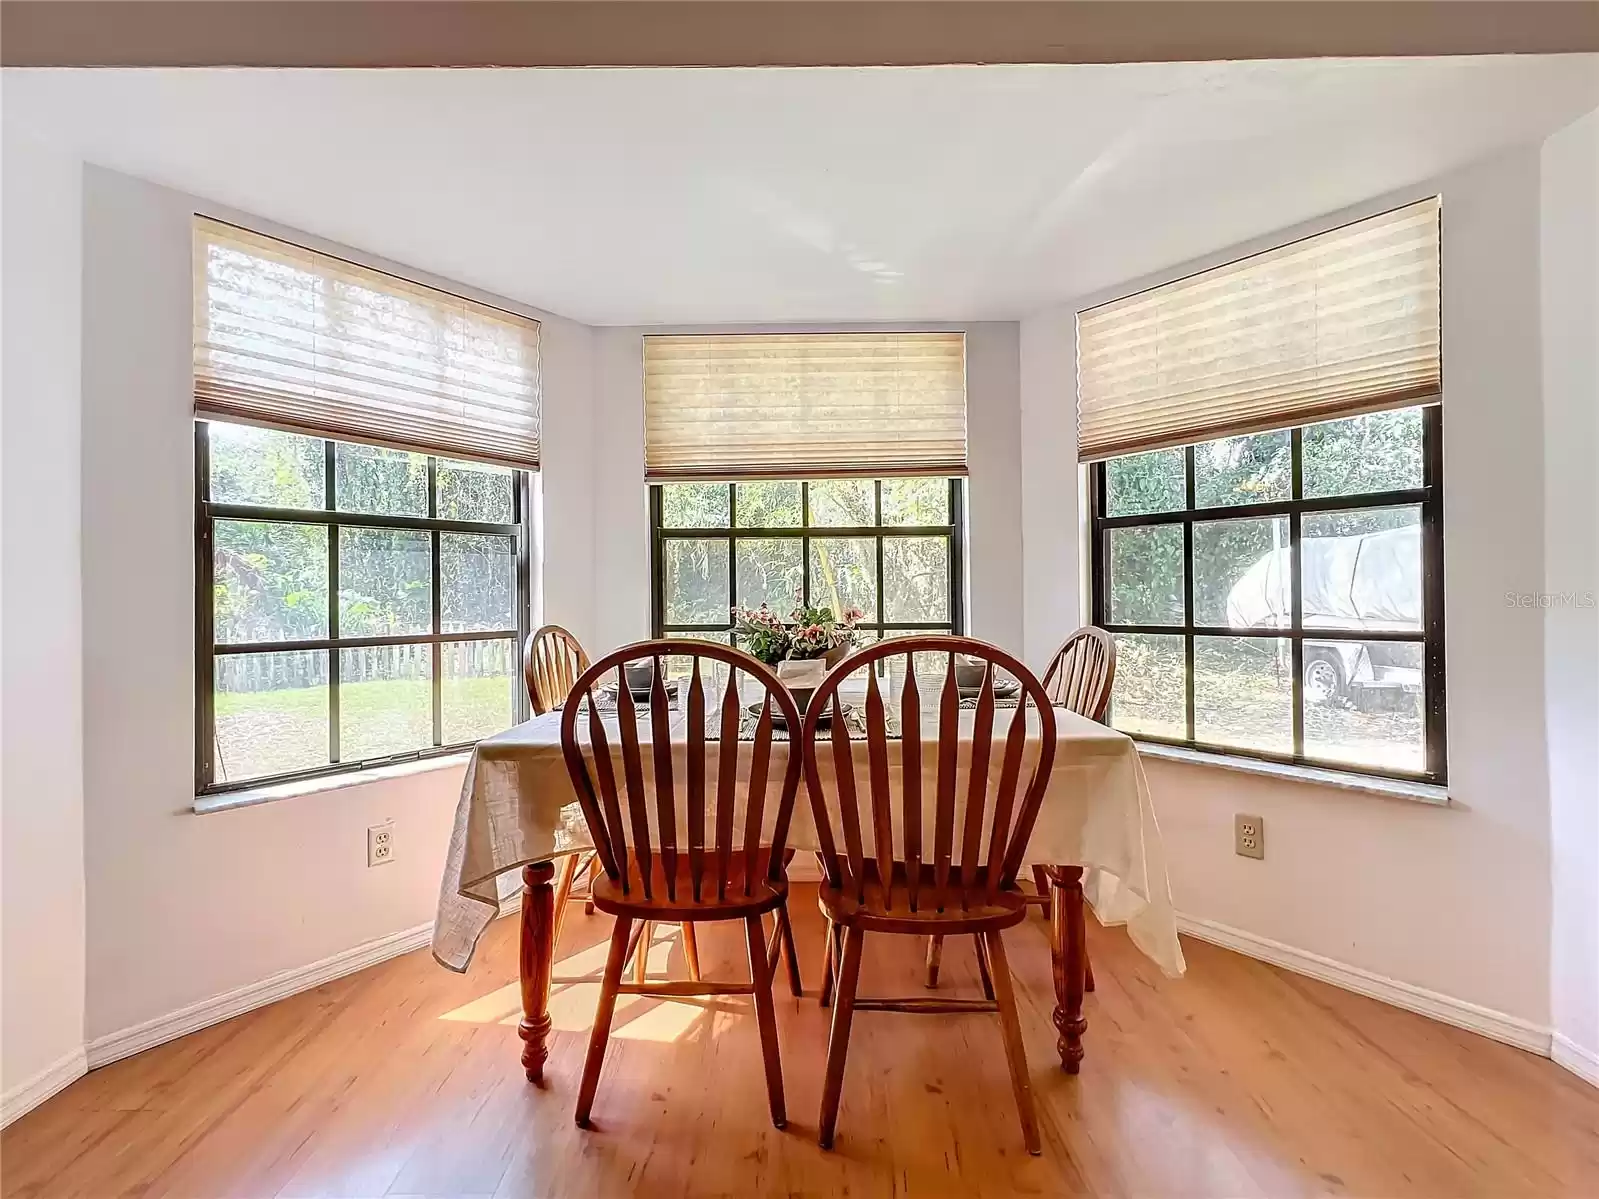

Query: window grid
[649,479,966,643]
[195,422,533,795]
[1090,409,1446,785]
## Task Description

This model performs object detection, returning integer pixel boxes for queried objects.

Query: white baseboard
[1553,1033,1599,1089]
[1176,913,1551,1056]
[85,921,434,1070]
[2,1047,88,1129]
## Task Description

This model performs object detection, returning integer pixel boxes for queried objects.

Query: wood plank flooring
[4,886,1597,1198]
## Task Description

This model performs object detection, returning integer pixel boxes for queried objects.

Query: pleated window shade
[1076,198,1440,462]
[643,332,967,481]
[193,218,542,468]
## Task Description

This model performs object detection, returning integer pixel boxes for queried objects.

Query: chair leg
[1031,865,1050,915]
[983,929,1042,1155]
[819,918,838,1008]
[776,901,803,997]
[633,921,652,985]
[575,915,632,1128]
[742,915,787,1129]
[1085,944,1096,993]
[584,856,597,915]
[925,934,944,988]
[550,853,581,949]
[680,922,701,982]
[818,926,865,1150]
[973,933,995,1001]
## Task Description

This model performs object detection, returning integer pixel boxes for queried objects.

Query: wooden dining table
[432,683,1186,1080]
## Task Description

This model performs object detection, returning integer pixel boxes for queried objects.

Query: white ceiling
[5,59,1597,325]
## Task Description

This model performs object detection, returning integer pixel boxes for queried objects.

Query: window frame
[1088,407,1446,785]
[194,420,534,795]
[649,478,966,642]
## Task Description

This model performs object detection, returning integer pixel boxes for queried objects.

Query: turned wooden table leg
[1049,865,1087,1074]
[518,861,558,1084]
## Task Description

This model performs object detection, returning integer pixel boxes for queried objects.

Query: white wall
[1019,146,1560,1032]
[76,164,596,1045]
[1540,107,1599,1079]
[589,322,1024,655]
[0,118,90,1118]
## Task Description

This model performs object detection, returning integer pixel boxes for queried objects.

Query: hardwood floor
[5,886,1597,1198]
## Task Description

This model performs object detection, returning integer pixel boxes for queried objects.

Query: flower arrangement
[732,602,863,666]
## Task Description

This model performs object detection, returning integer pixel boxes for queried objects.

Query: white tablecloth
[432,698,1186,978]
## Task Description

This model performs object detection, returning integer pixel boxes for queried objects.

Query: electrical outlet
[368,822,395,867]
[1235,813,1265,860]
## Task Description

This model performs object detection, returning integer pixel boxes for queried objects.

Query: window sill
[1133,741,1449,805]
[193,751,471,815]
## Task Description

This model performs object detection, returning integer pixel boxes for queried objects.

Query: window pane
[1301,507,1422,632]
[735,481,802,528]
[1194,636,1293,753]
[1303,407,1424,499]
[442,638,516,744]
[441,533,515,633]
[339,644,433,760]
[1304,642,1425,773]
[334,442,427,517]
[213,650,329,782]
[208,423,326,509]
[339,527,432,636]
[735,538,802,612]
[809,479,876,526]
[881,478,949,526]
[663,539,730,624]
[810,537,877,619]
[1105,449,1184,517]
[1109,633,1185,739]
[213,520,329,644]
[662,483,730,529]
[1194,516,1291,628]
[664,630,732,681]
[883,537,950,623]
[1107,525,1184,625]
[437,459,514,523]
[1194,430,1291,508]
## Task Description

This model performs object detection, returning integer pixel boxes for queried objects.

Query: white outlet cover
[368,823,396,867]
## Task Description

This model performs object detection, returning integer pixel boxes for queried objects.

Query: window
[650,478,964,645]
[196,420,532,792]
[1090,406,1445,782]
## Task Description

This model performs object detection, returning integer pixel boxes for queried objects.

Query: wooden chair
[925,627,1116,992]
[560,639,805,1130]
[523,625,601,933]
[801,636,1057,1154]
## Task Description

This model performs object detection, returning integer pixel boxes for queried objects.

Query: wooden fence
[219,639,513,693]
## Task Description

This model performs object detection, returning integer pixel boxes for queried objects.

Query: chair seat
[591,849,789,920]
[819,861,1029,935]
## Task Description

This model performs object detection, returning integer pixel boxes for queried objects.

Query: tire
[1303,653,1346,706]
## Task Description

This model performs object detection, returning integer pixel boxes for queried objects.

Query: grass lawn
[215,676,515,783]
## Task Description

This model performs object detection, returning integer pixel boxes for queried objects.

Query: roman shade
[193,218,542,468]
[643,332,967,481]
[1076,198,1440,462]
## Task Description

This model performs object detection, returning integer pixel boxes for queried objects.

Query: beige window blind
[643,332,967,481]
[193,218,542,468]
[1077,198,1440,462]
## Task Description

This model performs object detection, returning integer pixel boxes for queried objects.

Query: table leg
[1049,865,1087,1074]
[518,861,557,1084]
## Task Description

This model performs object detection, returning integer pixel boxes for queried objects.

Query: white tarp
[1227,525,1421,632]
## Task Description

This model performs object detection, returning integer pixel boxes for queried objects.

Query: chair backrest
[799,635,1057,912]
[524,624,591,716]
[1042,627,1116,722]
[560,639,804,904]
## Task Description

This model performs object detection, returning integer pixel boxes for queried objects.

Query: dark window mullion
[800,482,812,609]
[1289,429,1305,757]
[1182,446,1196,743]
[874,480,886,631]
[326,439,341,763]
[428,457,443,747]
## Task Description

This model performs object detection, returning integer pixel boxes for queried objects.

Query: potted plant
[732,602,863,669]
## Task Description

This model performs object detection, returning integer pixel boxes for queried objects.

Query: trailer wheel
[1303,653,1346,705]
